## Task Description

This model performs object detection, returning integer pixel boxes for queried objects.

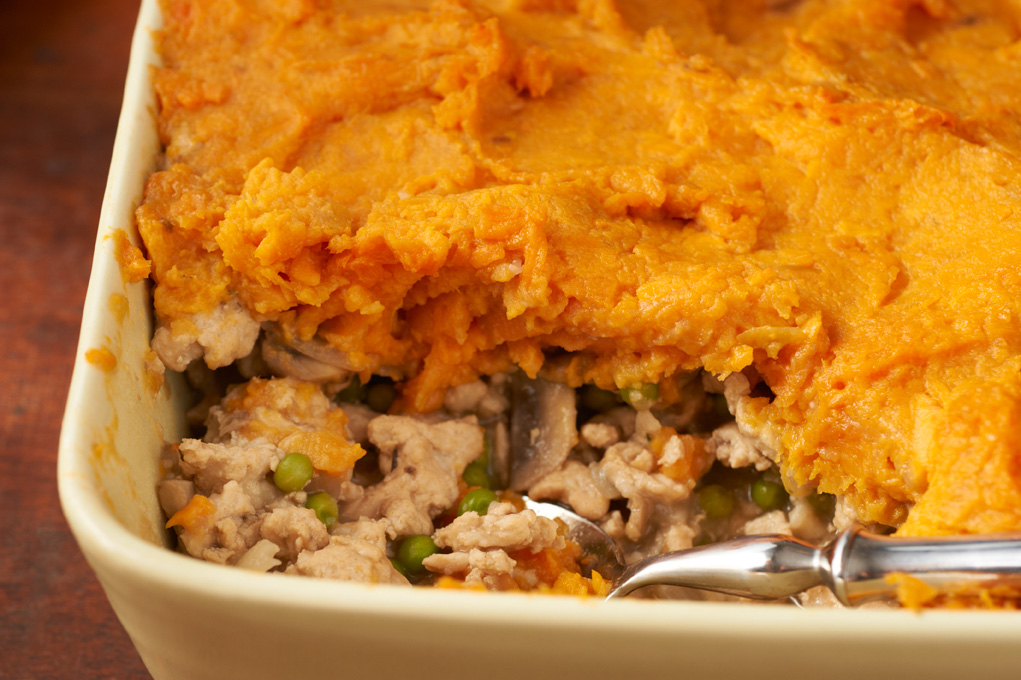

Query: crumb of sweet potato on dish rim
[85,347,118,373]
[111,228,151,284]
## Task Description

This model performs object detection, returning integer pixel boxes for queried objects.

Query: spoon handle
[608,529,1021,604]
[826,529,1021,606]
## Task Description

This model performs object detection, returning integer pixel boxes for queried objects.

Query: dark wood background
[1,0,152,676]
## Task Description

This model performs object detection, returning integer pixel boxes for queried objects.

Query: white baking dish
[57,1,1021,678]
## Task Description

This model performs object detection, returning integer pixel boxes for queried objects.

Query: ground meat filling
[343,415,484,539]
[161,369,847,602]
[431,502,563,554]
[287,522,408,586]
[423,501,567,588]
[151,298,260,373]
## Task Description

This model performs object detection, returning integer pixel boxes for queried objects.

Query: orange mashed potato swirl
[138,0,1021,536]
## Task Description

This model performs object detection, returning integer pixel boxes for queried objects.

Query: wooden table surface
[1,0,152,676]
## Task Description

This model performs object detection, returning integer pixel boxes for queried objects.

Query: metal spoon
[524,498,1021,605]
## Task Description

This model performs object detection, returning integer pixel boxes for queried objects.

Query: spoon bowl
[523,497,628,581]
[524,497,1021,605]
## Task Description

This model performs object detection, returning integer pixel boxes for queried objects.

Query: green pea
[335,375,365,403]
[807,491,836,519]
[698,484,734,520]
[458,488,498,516]
[580,384,619,412]
[366,381,397,412]
[396,535,439,575]
[273,452,314,493]
[751,477,789,511]
[305,492,339,528]
[389,557,408,579]
[620,382,659,410]
[462,460,491,489]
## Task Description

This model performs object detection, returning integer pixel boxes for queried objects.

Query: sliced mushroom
[508,373,578,491]
[488,421,511,489]
[261,324,353,382]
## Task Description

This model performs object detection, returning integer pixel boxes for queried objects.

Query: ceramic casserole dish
[58,1,1021,678]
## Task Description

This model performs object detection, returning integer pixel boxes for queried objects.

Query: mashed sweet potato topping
[138,0,1021,537]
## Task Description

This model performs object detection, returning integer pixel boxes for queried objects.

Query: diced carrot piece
[549,571,590,596]
[657,430,709,483]
[281,430,365,475]
[649,426,678,456]
[435,576,486,591]
[165,494,215,530]
[590,570,611,598]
